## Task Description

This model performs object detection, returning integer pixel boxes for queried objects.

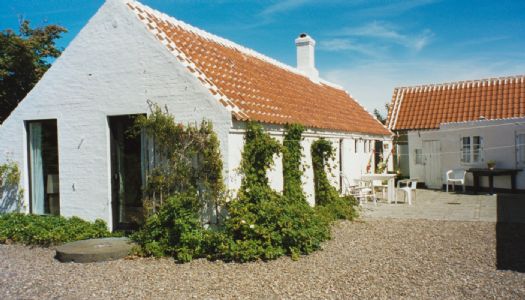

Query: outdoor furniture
[467,168,522,195]
[397,179,418,205]
[360,173,397,204]
[340,173,377,205]
[445,169,466,193]
[373,180,389,200]
[349,179,375,206]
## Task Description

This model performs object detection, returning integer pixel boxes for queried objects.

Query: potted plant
[487,160,496,170]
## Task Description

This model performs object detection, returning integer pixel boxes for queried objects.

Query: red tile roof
[126,1,390,136]
[386,75,525,131]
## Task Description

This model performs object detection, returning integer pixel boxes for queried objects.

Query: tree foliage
[0,20,67,123]
[373,103,391,125]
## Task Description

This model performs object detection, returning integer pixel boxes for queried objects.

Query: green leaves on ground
[0,213,112,247]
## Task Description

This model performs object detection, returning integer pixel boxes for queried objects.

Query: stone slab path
[361,189,525,223]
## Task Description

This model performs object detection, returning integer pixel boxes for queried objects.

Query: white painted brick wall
[228,121,391,206]
[0,0,231,229]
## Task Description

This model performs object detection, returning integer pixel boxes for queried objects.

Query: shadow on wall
[496,194,525,272]
[0,183,21,212]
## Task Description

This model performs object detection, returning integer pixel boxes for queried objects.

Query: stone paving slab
[55,237,133,263]
[360,189,523,222]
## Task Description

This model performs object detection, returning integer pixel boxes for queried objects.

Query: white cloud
[318,38,383,56]
[260,0,313,16]
[358,0,440,16]
[336,21,434,51]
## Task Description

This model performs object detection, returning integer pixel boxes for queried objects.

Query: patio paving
[361,189,524,223]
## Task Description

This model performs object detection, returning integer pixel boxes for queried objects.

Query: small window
[517,133,525,164]
[354,139,358,153]
[461,136,483,164]
[363,140,367,153]
[415,149,424,165]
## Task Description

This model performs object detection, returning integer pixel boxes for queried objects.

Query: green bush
[0,213,113,246]
[130,193,210,262]
[131,122,358,263]
[219,186,330,262]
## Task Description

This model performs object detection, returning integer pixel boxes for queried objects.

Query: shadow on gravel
[496,194,525,272]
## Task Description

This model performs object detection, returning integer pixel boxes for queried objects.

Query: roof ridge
[126,0,346,90]
[393,74,525,91]
[124,0,391,135]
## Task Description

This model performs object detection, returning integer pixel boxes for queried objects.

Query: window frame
[460,135,484,164]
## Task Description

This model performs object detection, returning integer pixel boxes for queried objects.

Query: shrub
[132,121,358,263]
[0,213,113,246]
[130,193,210,262]
[220,185,330,262]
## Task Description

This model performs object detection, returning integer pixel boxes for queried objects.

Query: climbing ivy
[239,121,282,196]
[311,139,357,221]
[282,123,306,203]
[132,103,225,217]
[0,160,24,212]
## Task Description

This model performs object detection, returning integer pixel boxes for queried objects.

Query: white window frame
[460,135,484,164]
[517,132,525,166]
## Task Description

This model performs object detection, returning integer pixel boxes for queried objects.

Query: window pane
[461,136,471,163]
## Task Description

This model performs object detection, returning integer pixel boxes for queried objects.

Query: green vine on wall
[311,139,357,221]
[238,121,282,200]
[0,160,24,212]
[282,123,306,203]
[132,103,225,217]
[311,139,339,206]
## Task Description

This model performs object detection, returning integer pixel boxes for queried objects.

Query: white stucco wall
[228,121,391,206]
[407,118,525,190]
[0,0,231,229]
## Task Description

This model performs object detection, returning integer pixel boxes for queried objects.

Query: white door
[423,140,441,189]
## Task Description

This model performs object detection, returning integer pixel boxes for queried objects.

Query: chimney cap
[299,33,308,38]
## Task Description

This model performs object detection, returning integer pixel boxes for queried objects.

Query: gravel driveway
[1,219,524,299]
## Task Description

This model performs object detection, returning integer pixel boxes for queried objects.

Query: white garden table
[360,174,397,204]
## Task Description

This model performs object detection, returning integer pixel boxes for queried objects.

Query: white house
[0,0,391,230]
[387,75,525,192]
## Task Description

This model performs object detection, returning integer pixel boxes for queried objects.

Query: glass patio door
[109,115,144,230]
[28,120,60,215]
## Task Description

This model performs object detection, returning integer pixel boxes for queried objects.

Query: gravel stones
[1,219,524,299]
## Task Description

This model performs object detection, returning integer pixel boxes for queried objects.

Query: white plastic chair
[398,179,417,205]
[446,169,466,193]
[350,179,376,206]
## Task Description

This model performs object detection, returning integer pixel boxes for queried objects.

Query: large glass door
[27,120,60,215]
[109,115,144,230]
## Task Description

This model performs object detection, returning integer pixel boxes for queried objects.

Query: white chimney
[295,33,319,80]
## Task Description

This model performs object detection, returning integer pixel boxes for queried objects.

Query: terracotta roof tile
[386,75,525,130]
[126,1,390,136]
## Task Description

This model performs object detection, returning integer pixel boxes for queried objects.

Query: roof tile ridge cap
[342,89,391,135]
[129,0,335,87]
[128,0,246,117]
[392,74,525,90]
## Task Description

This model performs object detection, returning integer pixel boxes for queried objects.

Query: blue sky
[1,0,524,115]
